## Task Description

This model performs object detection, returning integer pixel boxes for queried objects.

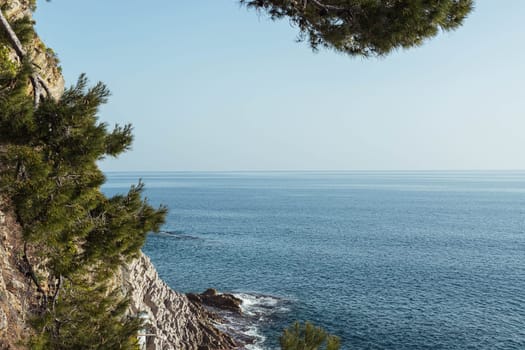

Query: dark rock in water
[187,288,243,314]
[202,288,218,296]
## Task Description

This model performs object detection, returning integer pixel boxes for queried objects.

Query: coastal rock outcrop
[187,288,243,315]
[120,253,240,350]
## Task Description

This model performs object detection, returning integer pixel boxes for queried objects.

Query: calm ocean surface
[103,171,525,350]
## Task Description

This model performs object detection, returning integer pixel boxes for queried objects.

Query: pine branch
[310,0,344,11]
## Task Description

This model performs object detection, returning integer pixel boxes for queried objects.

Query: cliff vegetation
[0,0,166,348]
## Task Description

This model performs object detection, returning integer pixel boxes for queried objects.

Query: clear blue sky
[34,1,525,171]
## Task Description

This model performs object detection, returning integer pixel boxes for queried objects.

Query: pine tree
[241,0,473,56]
[0,71,167,347]
[280,322,341,350]
[0,6,166,348]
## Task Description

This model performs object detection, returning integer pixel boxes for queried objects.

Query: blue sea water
[103,171,525,350]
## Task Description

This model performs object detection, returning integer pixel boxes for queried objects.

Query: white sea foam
[245,342,265,350]
[223,292,291,349]
[235,293,288,318]
[201,292,291,349]
[243,325,266,350]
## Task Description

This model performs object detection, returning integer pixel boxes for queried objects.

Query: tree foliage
[1,73,166,277]
[28,278,141,350]
[0,9,166,348]
[281,322,341,350]
[241,0,473,56]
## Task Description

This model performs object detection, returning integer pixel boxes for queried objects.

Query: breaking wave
[218,292,292,350]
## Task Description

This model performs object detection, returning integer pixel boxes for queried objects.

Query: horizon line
[101,169,525,173]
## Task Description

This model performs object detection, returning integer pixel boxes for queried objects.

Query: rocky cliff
[0,201,239,349]
[0,1,240,349]
[121,253,238,350]
[0,201,32,350]
[0,1,64,347]
[0,0,64,100]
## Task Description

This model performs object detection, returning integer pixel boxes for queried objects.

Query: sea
[102,171,525,350]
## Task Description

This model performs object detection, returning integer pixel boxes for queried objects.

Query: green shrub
[280,321,341,350]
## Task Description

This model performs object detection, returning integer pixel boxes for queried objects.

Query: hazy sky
[34,1,525,171]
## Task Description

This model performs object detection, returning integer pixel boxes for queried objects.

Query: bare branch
[23,242,48,306]
[0,8,26,57]
[311,0,344,11]
[51,275,63,309]
[0,8,51,106]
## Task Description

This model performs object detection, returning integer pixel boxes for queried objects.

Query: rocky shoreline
[1,200,254,350]
[121,252,248,350]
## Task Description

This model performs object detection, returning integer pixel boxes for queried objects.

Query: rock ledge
[120,253,240,350]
